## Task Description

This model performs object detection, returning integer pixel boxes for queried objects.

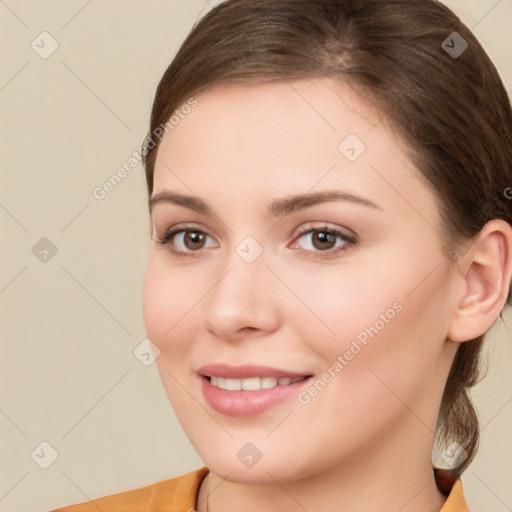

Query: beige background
[1,1,511,511]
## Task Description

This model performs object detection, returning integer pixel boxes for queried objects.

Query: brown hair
[142,0,512,474]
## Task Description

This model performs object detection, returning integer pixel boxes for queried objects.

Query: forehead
[163,79,390,143]
[152,78,440,225]
[155,78,407,173]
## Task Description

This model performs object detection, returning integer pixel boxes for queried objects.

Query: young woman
[51,0,512,511]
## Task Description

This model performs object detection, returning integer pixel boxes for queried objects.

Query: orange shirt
[50,466,470,511]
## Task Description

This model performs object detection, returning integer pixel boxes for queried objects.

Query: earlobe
[447,219,512,343]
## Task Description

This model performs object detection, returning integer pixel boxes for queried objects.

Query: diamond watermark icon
[236,236,263,264]
[441,32,468,59]
[441,441,468,469]
[31,441,59,469]
[31,31,59,59]
[32,237,58,263]
[134,338,161,366]
[237,442,263,468]
[338,133,366,162]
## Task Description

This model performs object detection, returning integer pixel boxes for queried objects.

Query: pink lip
[197,364,313,417]
[197,363,310,379]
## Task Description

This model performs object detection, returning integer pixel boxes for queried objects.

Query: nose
[201,249,281,342]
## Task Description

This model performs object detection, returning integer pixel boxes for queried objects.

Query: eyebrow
[148,190,383,217]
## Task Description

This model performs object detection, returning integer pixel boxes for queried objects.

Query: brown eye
[311,230,337,250]
[183,231,207,250]
[290,226,357,259]
[153,226,217,257]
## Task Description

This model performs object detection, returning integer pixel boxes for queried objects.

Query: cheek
[293,253,448,393]
[288,284,440,456]
[285,263,400,351]
[142,257,202,411]
[142,254,199,344]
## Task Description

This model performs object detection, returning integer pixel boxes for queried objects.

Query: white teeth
[210,376,226,389]
[225,378,242,391]
[261,377,278,389]
[241,377,262,391]
[208,375,307,390]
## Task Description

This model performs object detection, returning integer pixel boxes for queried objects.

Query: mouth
[204,375,311,391]
[197,364,314,416]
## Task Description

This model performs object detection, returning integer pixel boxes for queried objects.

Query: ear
[447,219,512,343]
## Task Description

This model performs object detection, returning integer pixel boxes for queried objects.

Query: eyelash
[152,223,357,260]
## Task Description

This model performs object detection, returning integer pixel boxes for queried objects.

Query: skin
[142,78,512,512]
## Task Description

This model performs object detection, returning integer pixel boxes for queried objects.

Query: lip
[197,364,313,417]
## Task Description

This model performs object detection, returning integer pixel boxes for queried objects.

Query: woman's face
[143,78,462,482]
